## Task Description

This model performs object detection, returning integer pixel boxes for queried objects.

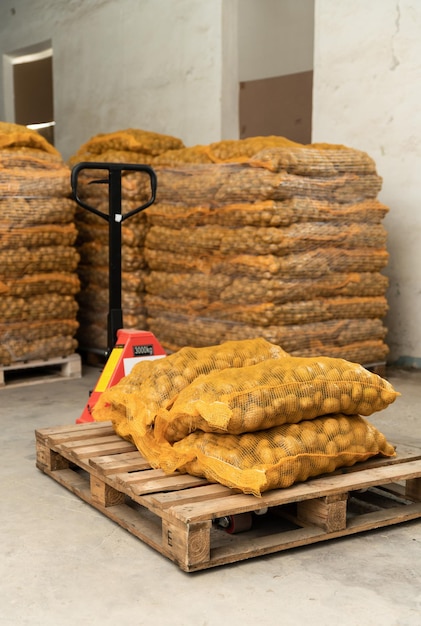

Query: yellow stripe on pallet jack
[94,346,124,393]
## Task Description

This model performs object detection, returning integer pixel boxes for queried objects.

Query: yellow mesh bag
[145,198,389,230]
[155,356,399,443]
[153,145,213,166]
[74,128,184,157]
[92,338,289,446]
[207,136,300,163]
[160,414,396,496]
[0,121,59,155]
[248,144,377,176]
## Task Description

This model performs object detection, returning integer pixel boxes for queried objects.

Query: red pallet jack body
[77,328,166,423]
[71,162,166,423]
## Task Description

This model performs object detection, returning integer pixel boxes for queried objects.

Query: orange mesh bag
[248,144,377,176]
[74,128,184,158]
[207,136,299,163]
[0,121,59,155]
[93,338,289,452]
[155,355,399,443]
[160,414,396,496]
[153,145,213,166]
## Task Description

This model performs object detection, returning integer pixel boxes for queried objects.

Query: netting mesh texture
[93,339,398,496]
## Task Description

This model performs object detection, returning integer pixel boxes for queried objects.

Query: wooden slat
[89,451,151,475]
[167,459,421,524]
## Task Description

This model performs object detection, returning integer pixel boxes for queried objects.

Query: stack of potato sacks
[70,129,390,367]
[69,129,185,351]
[93,338,399,495]
[0,122,80,365]
[145,138,390,365]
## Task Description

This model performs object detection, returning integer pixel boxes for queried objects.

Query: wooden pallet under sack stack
[0,122,81,383]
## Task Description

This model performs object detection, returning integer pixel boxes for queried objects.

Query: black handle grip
[70,161,157,221]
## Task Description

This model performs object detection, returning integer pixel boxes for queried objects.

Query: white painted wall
[312,0,421,366]
[0,0,239,161]
[238,0,314,81]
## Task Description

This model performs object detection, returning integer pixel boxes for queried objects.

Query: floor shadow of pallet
[35,421,421,572]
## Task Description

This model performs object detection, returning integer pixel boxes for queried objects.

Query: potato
[322,396,341,414]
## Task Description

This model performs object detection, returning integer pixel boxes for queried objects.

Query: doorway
[3,41,55,145]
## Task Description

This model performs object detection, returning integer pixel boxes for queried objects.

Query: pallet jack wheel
[218,512,253,534]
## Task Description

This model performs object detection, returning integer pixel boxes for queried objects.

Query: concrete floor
[1,363,421,626]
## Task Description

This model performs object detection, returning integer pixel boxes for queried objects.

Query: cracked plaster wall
[312,0,421,366]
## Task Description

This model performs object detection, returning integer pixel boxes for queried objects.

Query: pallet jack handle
[71,162,157,355]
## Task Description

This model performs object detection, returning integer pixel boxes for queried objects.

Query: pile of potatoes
[93,340,399,495]
[160,414,395,495]
[155,356,399,444]
[93,337,288,448]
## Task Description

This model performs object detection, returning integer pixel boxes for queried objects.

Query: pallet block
[35,421,421,572]
[0,354,82,389]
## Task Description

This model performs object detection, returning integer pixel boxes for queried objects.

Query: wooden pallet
[35,421,421,572]
[1,354,82,389]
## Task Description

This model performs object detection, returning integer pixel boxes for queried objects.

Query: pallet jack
[71,162,167,424]
[71,161,258,533]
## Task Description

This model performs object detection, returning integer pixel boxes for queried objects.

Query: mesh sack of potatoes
[73,128,185,159]
[146,314,386,352]
[146,310,387,352]
[0,121,59,155]
[92,338,289,446]
[225,248,389,278]
[158,414,395,496]
[145,294,388,326]
[0,334,78,365]
[146,222,387,257]
[0,197,76,227]
[145,200,294,229]
[145,198,389,230]
[1,293,78,323]
[153,163,289,206]
[270,318,387,352]
[296,340,390,364]
[68,149,158,168]
[144,246,389,279]
[0,273,80,298]
[153,145,214,166]
[77,241,146,271]
[146,315,236,353]
[207,136,299,163]
[77,284,145,313]
[146,315,390,364]
[169,272,387,305]
[0,168,72,197]
[275,171,382,202]
[0,247,79,279]
[0,319,78,344]
[0,223,77,249]
[76,220,147,247]
[248,144,377,177]
[0,148,67,174]
[154,355,399,444]
[153,164,382,207]
[78,265,145,293]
